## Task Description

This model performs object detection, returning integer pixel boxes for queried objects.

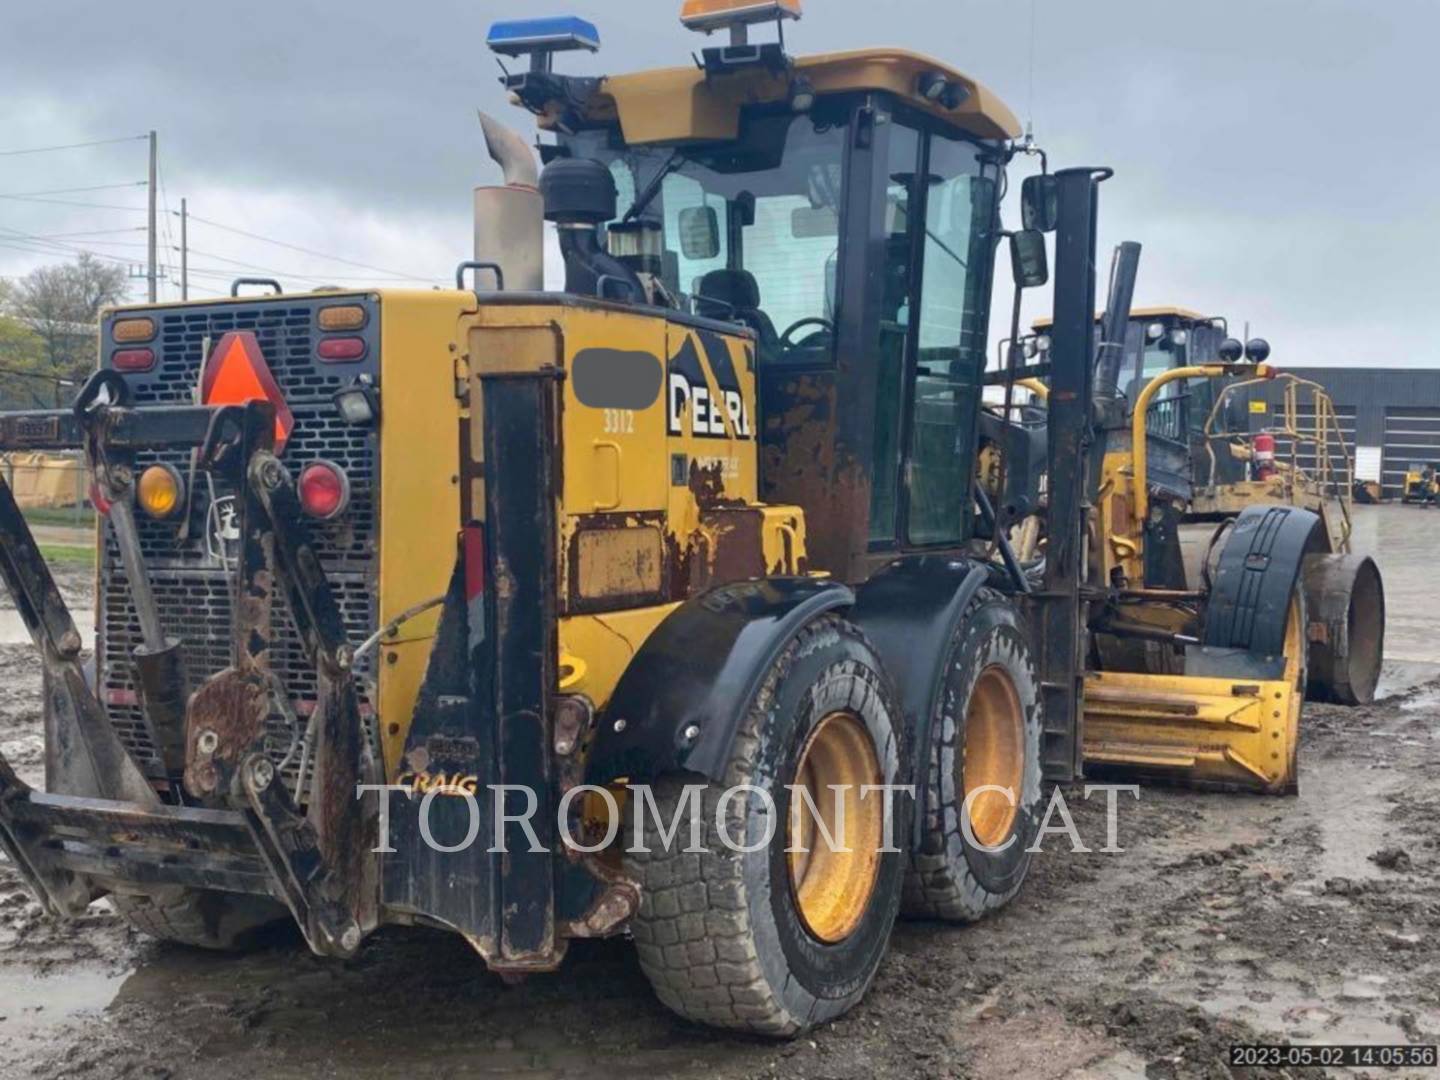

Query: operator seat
[695,269,781,361]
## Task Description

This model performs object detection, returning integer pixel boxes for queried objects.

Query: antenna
[1026,0,1038,140]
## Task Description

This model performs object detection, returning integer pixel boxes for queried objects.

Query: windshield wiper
[622,149,681,222]
[925,226,968,270]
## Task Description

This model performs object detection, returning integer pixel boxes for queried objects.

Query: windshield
[563,107,850,364]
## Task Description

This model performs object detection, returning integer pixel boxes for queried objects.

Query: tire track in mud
[0,582,1437,1077]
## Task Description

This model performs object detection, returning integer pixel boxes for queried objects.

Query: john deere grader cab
[0,4,1315,1036]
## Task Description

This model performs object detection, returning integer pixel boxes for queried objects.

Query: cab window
[574,106,849,368]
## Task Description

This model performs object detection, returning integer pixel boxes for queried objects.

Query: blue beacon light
[486,16,601,72]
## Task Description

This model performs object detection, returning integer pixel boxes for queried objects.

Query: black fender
[587,577,854,785]
[1203,505,1326,658]
[850,556,991,848]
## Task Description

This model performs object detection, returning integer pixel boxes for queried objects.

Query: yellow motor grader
[989,276,1384,796]
[0,1,1319,1036]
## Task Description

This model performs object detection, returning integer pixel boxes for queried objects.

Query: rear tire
[624,614,906,1036]
[904,589,1043,922]
[109,888,287,951]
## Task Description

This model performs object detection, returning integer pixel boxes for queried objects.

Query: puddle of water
[1299,755,1403,885]
[1400,685,1440,713]
[0,966,128,1049]
[1377,660,1440,701]
[1192,975,1410,1046]
[1348,506,1440,666]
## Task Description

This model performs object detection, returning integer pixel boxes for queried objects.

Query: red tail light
[112,348,156,372]
[298,460,350,519]
[464,525,487,649]
[317,337,366,362]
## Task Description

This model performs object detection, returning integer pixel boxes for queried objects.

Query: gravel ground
[1,556,1437,1078]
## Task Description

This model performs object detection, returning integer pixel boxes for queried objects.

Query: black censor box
[1230,1045,1438,1069]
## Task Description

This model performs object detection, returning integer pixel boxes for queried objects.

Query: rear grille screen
[98,297,381,780]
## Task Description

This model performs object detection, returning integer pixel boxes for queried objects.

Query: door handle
[593,440,622,510]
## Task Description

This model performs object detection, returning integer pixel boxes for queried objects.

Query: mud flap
[382,369,564,972]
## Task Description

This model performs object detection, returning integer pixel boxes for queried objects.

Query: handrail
[1132,363,1243,527]
[1202,375,1271,487]
[1200,370,1354,549]
[1017,377,1049,401]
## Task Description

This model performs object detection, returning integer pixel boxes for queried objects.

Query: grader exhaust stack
[472,110,543,291]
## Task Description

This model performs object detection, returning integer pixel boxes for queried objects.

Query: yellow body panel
[1096,448,1143,586]
[587,48,1020,145]
[457,300,806,726]
[559,606,680,709]
[1083,670,1300,794]
[375,290,476,771]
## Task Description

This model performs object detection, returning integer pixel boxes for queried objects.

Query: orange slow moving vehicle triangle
[200,331,295,451]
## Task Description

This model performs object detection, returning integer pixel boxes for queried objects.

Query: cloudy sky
[3,1,1433,366]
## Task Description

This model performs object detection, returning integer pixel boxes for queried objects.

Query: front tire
[624,614,906,1036]
[904,588,1043,922]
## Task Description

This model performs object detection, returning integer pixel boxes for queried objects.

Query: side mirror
[1020,174,1058,233]
[678,206,720,260]
[1010,229,1048,289]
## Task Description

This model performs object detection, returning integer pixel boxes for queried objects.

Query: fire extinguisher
[1254,432,1277,480]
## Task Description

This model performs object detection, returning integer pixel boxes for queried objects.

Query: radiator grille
[97,296,381,779]
[137,304,374,404]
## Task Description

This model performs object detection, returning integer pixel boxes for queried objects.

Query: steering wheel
[779,317,836,350]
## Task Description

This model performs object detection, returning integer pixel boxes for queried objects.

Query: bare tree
[3,254,129,383]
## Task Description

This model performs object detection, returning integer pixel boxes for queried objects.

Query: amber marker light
[137,464,185,519]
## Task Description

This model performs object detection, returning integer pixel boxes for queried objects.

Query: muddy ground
[1,509,1437,1079]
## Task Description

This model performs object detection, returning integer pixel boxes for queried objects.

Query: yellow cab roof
[1029,306,1208,331]
[557,48,1021,145]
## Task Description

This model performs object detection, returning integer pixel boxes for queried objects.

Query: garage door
[1383,408,1440,499]
[1272,405,1356,496]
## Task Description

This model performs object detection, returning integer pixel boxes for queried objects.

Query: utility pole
[180,197,189,301]
[147,130,158,303]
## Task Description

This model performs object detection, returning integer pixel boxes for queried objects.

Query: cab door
[867,111,1002,549]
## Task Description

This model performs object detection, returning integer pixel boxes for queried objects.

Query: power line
[0,181,146,199]
[12,226,146,240]
[176,244,432,283]
[179,210,437,281]
[0,194,148,212]
[0,228,139,268]
[31,238,147,248]
[0,243,134,271]
[0,134,148,158]
[0,232,404,291]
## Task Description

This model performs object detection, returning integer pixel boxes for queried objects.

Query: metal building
[1241,367,1440,499]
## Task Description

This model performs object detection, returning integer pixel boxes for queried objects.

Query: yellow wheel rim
[962,666,1025,848]
[786,712,884,944]
[1280,593,1305,784]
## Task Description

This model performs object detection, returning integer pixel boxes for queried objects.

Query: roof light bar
[680,0,802,33]
[486,16,600,73]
